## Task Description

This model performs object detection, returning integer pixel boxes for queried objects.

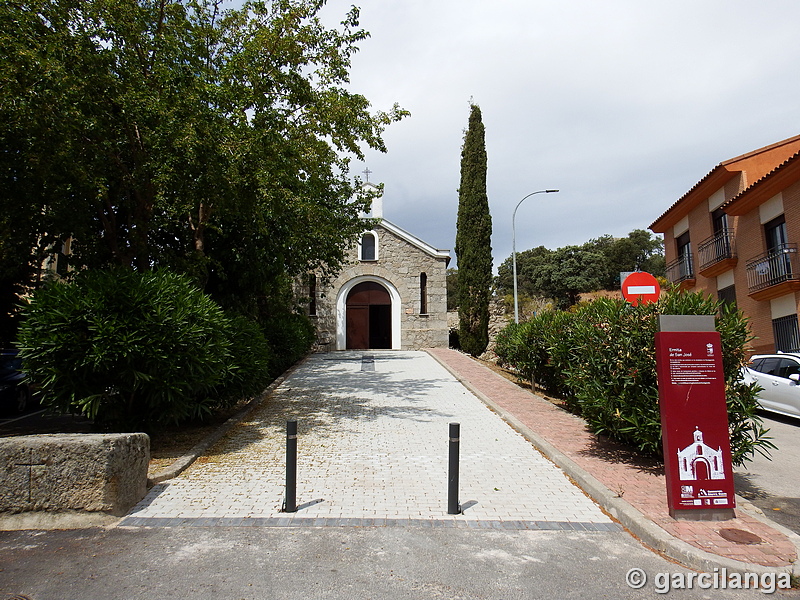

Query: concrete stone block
[0,433,149,516]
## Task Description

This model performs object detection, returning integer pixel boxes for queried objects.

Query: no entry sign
[622,271,661,306]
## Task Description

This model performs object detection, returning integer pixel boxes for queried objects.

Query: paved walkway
[426,347,799,571]
[123,351,615,530]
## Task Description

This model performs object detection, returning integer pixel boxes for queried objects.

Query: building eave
[722,151,800,215]
[649,166,739,233]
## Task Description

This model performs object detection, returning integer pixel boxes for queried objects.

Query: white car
[742,353,800,420]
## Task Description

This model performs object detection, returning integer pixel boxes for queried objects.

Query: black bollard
[448,422,461,515]
[284,420,298,513]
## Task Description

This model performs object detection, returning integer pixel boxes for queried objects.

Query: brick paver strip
[427,348,798,568]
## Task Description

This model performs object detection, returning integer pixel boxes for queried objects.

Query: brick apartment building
[650,134,800,355]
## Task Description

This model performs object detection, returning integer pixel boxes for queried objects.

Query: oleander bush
[494,289,772,465]
[214,314,274,407]
[494,310,573,396]
[262,310,315,377]
[17,269,273,430]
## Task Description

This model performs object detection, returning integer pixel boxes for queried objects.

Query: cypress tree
[455,103,493,356]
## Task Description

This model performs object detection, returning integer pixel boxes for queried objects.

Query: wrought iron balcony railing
[665,252,694,284]
[698,228,736,272]
[746,243,800,293]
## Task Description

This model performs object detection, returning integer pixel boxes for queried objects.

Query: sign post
[655,315,735,520]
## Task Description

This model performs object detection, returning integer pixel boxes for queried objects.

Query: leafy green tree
[455,103,492,355]
[496,229,665,308]
[591,229,665,288]
[528,244,606,309]
[0,0,406,329]
[496,245,551,300]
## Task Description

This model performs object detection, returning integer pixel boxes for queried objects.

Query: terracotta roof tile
[722,149,800,209]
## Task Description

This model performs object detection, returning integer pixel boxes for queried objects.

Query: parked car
[742,353,800,420]
[0,349,32,416]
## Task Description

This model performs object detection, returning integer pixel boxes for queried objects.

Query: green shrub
[496,289,772,465]
[213,314,274,407]
[495,311,574,398]
[262,311,315,377]
[494,321,523,369]
[563,297,663,454]
[17,269,238,430]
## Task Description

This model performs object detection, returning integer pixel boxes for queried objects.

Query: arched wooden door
[346,281,392,349]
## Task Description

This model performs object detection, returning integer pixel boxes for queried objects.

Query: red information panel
[655,331,736,514]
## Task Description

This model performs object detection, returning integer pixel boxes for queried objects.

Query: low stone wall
[0,433,149,517]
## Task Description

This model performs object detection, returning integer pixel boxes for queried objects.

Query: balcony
[746,243,800,301]
[698,228,737,277]
[665,253,695,289]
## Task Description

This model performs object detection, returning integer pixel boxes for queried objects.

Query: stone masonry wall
[448,298,512,361]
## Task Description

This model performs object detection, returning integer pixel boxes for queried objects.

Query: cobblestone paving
[123,352,615,528]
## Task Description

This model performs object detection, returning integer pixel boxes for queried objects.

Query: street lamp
[512,189,559,323]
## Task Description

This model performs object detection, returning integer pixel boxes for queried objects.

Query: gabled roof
[650,134,800,233]
[377,219,451,264]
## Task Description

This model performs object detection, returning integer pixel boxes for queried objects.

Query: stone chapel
[309,183,450,351]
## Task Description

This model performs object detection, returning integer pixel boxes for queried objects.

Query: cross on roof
[362,167,372,182]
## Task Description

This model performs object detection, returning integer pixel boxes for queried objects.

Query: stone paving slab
[123,351,613,527]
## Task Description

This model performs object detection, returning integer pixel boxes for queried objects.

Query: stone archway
[335,276,402,350]
[346,281,392,349]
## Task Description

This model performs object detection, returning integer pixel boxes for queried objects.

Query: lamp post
[513,189,559,323]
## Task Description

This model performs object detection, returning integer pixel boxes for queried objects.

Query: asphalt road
[734,412,800,534]
[1,525,794,600]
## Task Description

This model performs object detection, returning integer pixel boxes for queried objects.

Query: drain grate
[718,528,763,545]
[361,354,375,371]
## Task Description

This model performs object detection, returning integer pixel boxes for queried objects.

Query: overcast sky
[313,0,800,271]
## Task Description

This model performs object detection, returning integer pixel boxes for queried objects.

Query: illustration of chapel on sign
[309,181,451,351]
[677,427,726,481]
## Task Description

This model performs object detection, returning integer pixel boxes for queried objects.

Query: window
[360,232,376,261]
[717,285,736,308]
[750,354,800,378]
[765,215,788,252]
[754,356,781,376]
[773,314,800,353]
[675,231,693,279]
[711,208,728,235]
[419,272,428,314]
[778,358,800,379]
[308,273,317,316]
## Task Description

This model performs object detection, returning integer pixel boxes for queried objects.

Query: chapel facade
[307,183,451,351]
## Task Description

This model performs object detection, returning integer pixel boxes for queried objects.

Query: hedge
[16,269,283,430]
[494,290,773,466]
